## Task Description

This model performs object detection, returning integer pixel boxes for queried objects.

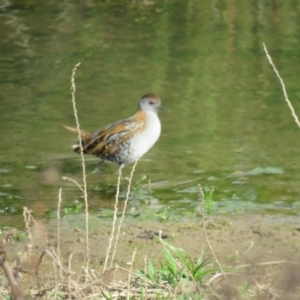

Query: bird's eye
[149,101,154,105]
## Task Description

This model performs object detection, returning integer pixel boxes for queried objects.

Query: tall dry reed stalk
[111,159,139,268]
[263,43,300,128]
[70,62,90,267]
[103,168,122,272]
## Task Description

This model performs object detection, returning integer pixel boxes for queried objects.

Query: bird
[64,93,168,170]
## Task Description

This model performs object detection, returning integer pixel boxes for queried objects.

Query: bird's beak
[159,105,170,113]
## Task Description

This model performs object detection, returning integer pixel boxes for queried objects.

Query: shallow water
[1,0,300,227]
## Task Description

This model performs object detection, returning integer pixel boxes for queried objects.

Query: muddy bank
[2,213,300,298]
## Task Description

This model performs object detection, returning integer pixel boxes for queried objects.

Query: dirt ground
[2,213,300,299]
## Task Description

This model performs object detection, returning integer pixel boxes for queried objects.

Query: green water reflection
[1,0,300,227]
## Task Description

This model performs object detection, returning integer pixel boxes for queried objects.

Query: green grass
[136,237,218,298]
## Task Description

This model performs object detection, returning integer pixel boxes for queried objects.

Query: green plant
[132,175,148,193]
[129,174,152,201]
[159,238,217,282]
[11,231,27,242]
[154,206,171,222]
[63,202,83,216]
[238,281,251,299]
[101,291,113,300]
[138,238,218,289]
[49,290,65,299]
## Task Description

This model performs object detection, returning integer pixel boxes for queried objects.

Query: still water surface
[1,0,300,227]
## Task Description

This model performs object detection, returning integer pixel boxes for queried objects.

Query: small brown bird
[65,93,168,169]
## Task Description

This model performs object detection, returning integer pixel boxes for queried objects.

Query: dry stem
[0,244,23,300]
[22,207,36,244]
[103,168,122,272]
[62,176,84,193]
[127,248,137,300]
[111,159,139,267]
[53,260,58,299]
[263,43,300,129]
[198,184,226,279]
[57,188,63,280]
[70,62,90,266]
[143,255,148,298]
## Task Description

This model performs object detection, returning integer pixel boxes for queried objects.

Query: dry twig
[127,248,137,300]
[263,43,300,129]
[0,244,23,300]
[111,159,139,267]
[103,168,122,272]
[22,207,36,244]
[57,188,63,280]
[143,255,148,299]
[198,184,226,279]
[62,176,84,192]
[70,62,90,266]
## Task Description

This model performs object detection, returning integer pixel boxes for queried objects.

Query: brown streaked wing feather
[84,111,147,157]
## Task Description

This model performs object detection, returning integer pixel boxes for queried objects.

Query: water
[1,0,300,227]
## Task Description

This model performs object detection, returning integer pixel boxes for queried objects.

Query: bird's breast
[128,111,161,158]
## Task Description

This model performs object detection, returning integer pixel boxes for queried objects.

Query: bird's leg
[92,160,105,173]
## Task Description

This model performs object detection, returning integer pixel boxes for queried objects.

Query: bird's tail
[63,125,92,154]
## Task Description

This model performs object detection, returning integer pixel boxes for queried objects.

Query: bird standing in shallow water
[64,93,168,170]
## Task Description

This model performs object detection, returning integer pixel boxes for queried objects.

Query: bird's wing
[86,112,147,157]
